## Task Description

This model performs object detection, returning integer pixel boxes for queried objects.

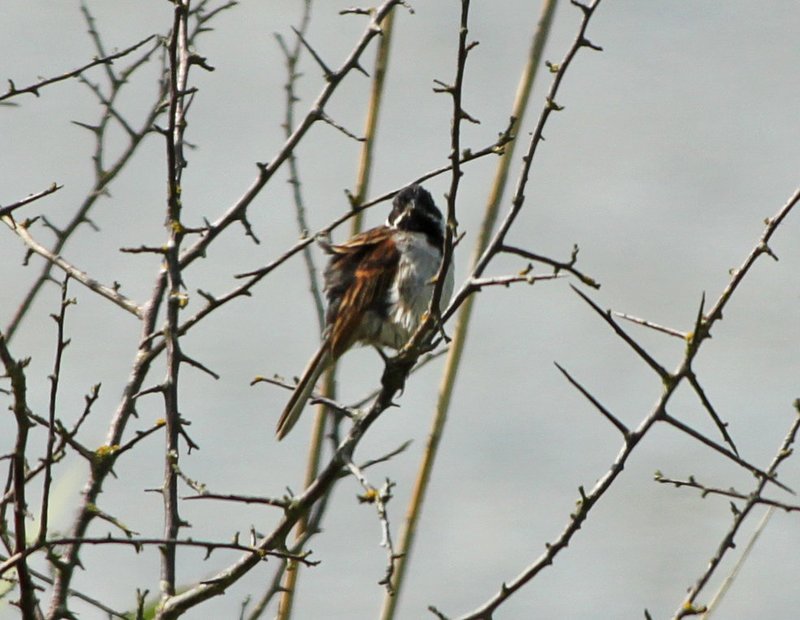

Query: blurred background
[1,1,799,618]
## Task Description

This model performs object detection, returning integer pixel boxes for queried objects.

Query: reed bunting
[276,184,454,440]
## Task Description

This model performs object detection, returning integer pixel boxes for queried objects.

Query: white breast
[379,230,454,348]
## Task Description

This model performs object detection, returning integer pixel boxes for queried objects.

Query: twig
[357,440,413,471]
[346,459,399,593]
[113,419,166,458]
[1,215,143,319]
[0,34,158,102]
[253,375,355,418]
[0,536,315,577]
[654,473,800,512]
[684,372,738,456]
[612,311,687,339]
[37,276,72,545]
[468,272,561,289]
[501,243,599,289]
[183,493,290,509]
[0,184,62,218]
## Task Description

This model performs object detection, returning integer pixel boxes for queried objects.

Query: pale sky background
[2,1,800,619]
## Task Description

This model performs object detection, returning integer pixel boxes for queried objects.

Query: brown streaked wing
[326,228,399,358]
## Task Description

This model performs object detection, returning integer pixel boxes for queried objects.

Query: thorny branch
[0,34,158,102]
[158,0,194,605]
[0,535,315,577]
[654,471,800,513]
[441,153,800,620]
[37,276,73,547]
[670,405,800,619]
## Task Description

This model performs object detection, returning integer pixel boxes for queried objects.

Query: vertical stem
[38,276,72,545]
[380,2,557,617]
[349,8,395,233]
[161,0,191,602]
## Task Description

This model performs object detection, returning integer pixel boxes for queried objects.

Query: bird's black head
[387,185,445,250]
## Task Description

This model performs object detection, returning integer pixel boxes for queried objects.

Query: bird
[276,184,454,440]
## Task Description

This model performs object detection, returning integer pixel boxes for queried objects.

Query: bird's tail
[276,345,330,440]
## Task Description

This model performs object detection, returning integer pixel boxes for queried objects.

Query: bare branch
[346,459,399,593]
[611,311,687,339]
[661,413,791,495]
[1,216,144,319]
[0,34,158,102]
[654,472,800,512]
[0,184,63,219]
[468,272,561,290]
[501,243,600,289]
[37,276,72,546]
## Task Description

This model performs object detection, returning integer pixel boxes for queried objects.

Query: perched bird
[276,184,454,440]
